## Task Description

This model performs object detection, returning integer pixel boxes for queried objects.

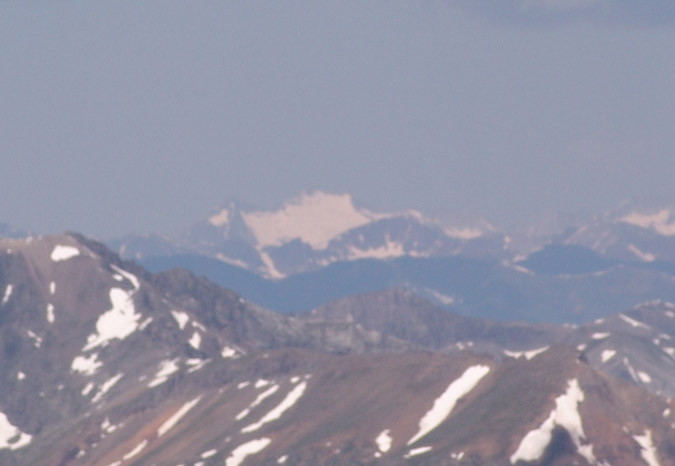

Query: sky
[2,0,675,238]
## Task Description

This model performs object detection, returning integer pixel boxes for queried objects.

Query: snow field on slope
[240,192,374,250]
[601,349,616,363]
[71,352,103,376]
[148,359,180,388]
[122,439,148,460]
[1,284,12,305]
[619,314,650,330]
[50,245,80,262]
[82,288,141,351]
[236,384,280,421]
[620,209,675,236]
[157,396,202,437]
[0,412,32,450]
[503,346,549,360]
[375,429,392,453]
[510,379,594,464]
[407,364,491,445]
[241,382,307,433]
[91,373,124,404]
[226,437,271,466]
[633,430,662,466]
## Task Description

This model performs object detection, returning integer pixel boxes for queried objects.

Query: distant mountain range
[100,192,675,324]
[108,191,510,279]
[1,234,675,465]
[106,191,675,278]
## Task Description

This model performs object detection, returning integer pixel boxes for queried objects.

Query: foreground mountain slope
[1,234,674,465]
[24,347,675,466]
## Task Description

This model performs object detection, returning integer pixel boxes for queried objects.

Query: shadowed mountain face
[1,234,675,465]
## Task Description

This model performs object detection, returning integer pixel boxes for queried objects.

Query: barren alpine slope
[0,234,674,465]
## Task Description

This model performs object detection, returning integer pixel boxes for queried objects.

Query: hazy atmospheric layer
[2,0,674,237]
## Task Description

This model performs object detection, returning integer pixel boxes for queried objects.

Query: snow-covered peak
[241,191,379,249]
[618,209,675,236]
[444,227,484,240]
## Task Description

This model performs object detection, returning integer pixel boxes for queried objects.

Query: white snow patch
[46,303,55,323]
[226,438,271,466]
[666,311,675,319]
[1,285,12,305]
[209,208,230,226]
[257,249,285,279]
[221,346,239,359]
[277,455,288,464]
[101,417,117,433]
[71,353,103,376]
[237,381,250,390]
[255,379,271,389]
[192,320,207,332]
[189,331,201,350]
[110,264,139,290]
[186,358,210,373]
[510,263,535,275]
[425,288,456,305]
[638,371,652,384]
[0,412,32,450]
[628,244,656,262]
[445,226,483,239]
[157,396,202,437]
[148,359,180,388]
[623,358,640,383]
[83,288,141,351]
[404,446,433,458]
[633,430,662,466]
[16,372,25,381]
[242,192,375,250]
[577,343,587,352]
[27,330,42,348]
[619,314,650,330]
[171,310,190,330]
[591,332,610,340]
[290,376,301,384]
[236,384,279,420]
[139,317,153,331]
[81,382,95,396]
[451,451,465,460]
[620,209,675,236]
[601,349,616,363]
[122,440,147,460]
[91,373,123,404]
[49,281,55,295]
[503,346,549,361]
[375,429,392,453]
[201,449,218,459]
[50,245,80,262]
[241,382,307,433]
[510,379,594,464]
[346,236,407,261]
[408,365,490,445]
[663,408,671,418]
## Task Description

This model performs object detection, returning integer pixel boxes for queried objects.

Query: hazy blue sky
[2,1,675,237]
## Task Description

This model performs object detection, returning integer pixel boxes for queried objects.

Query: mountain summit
[112,191,501,279]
